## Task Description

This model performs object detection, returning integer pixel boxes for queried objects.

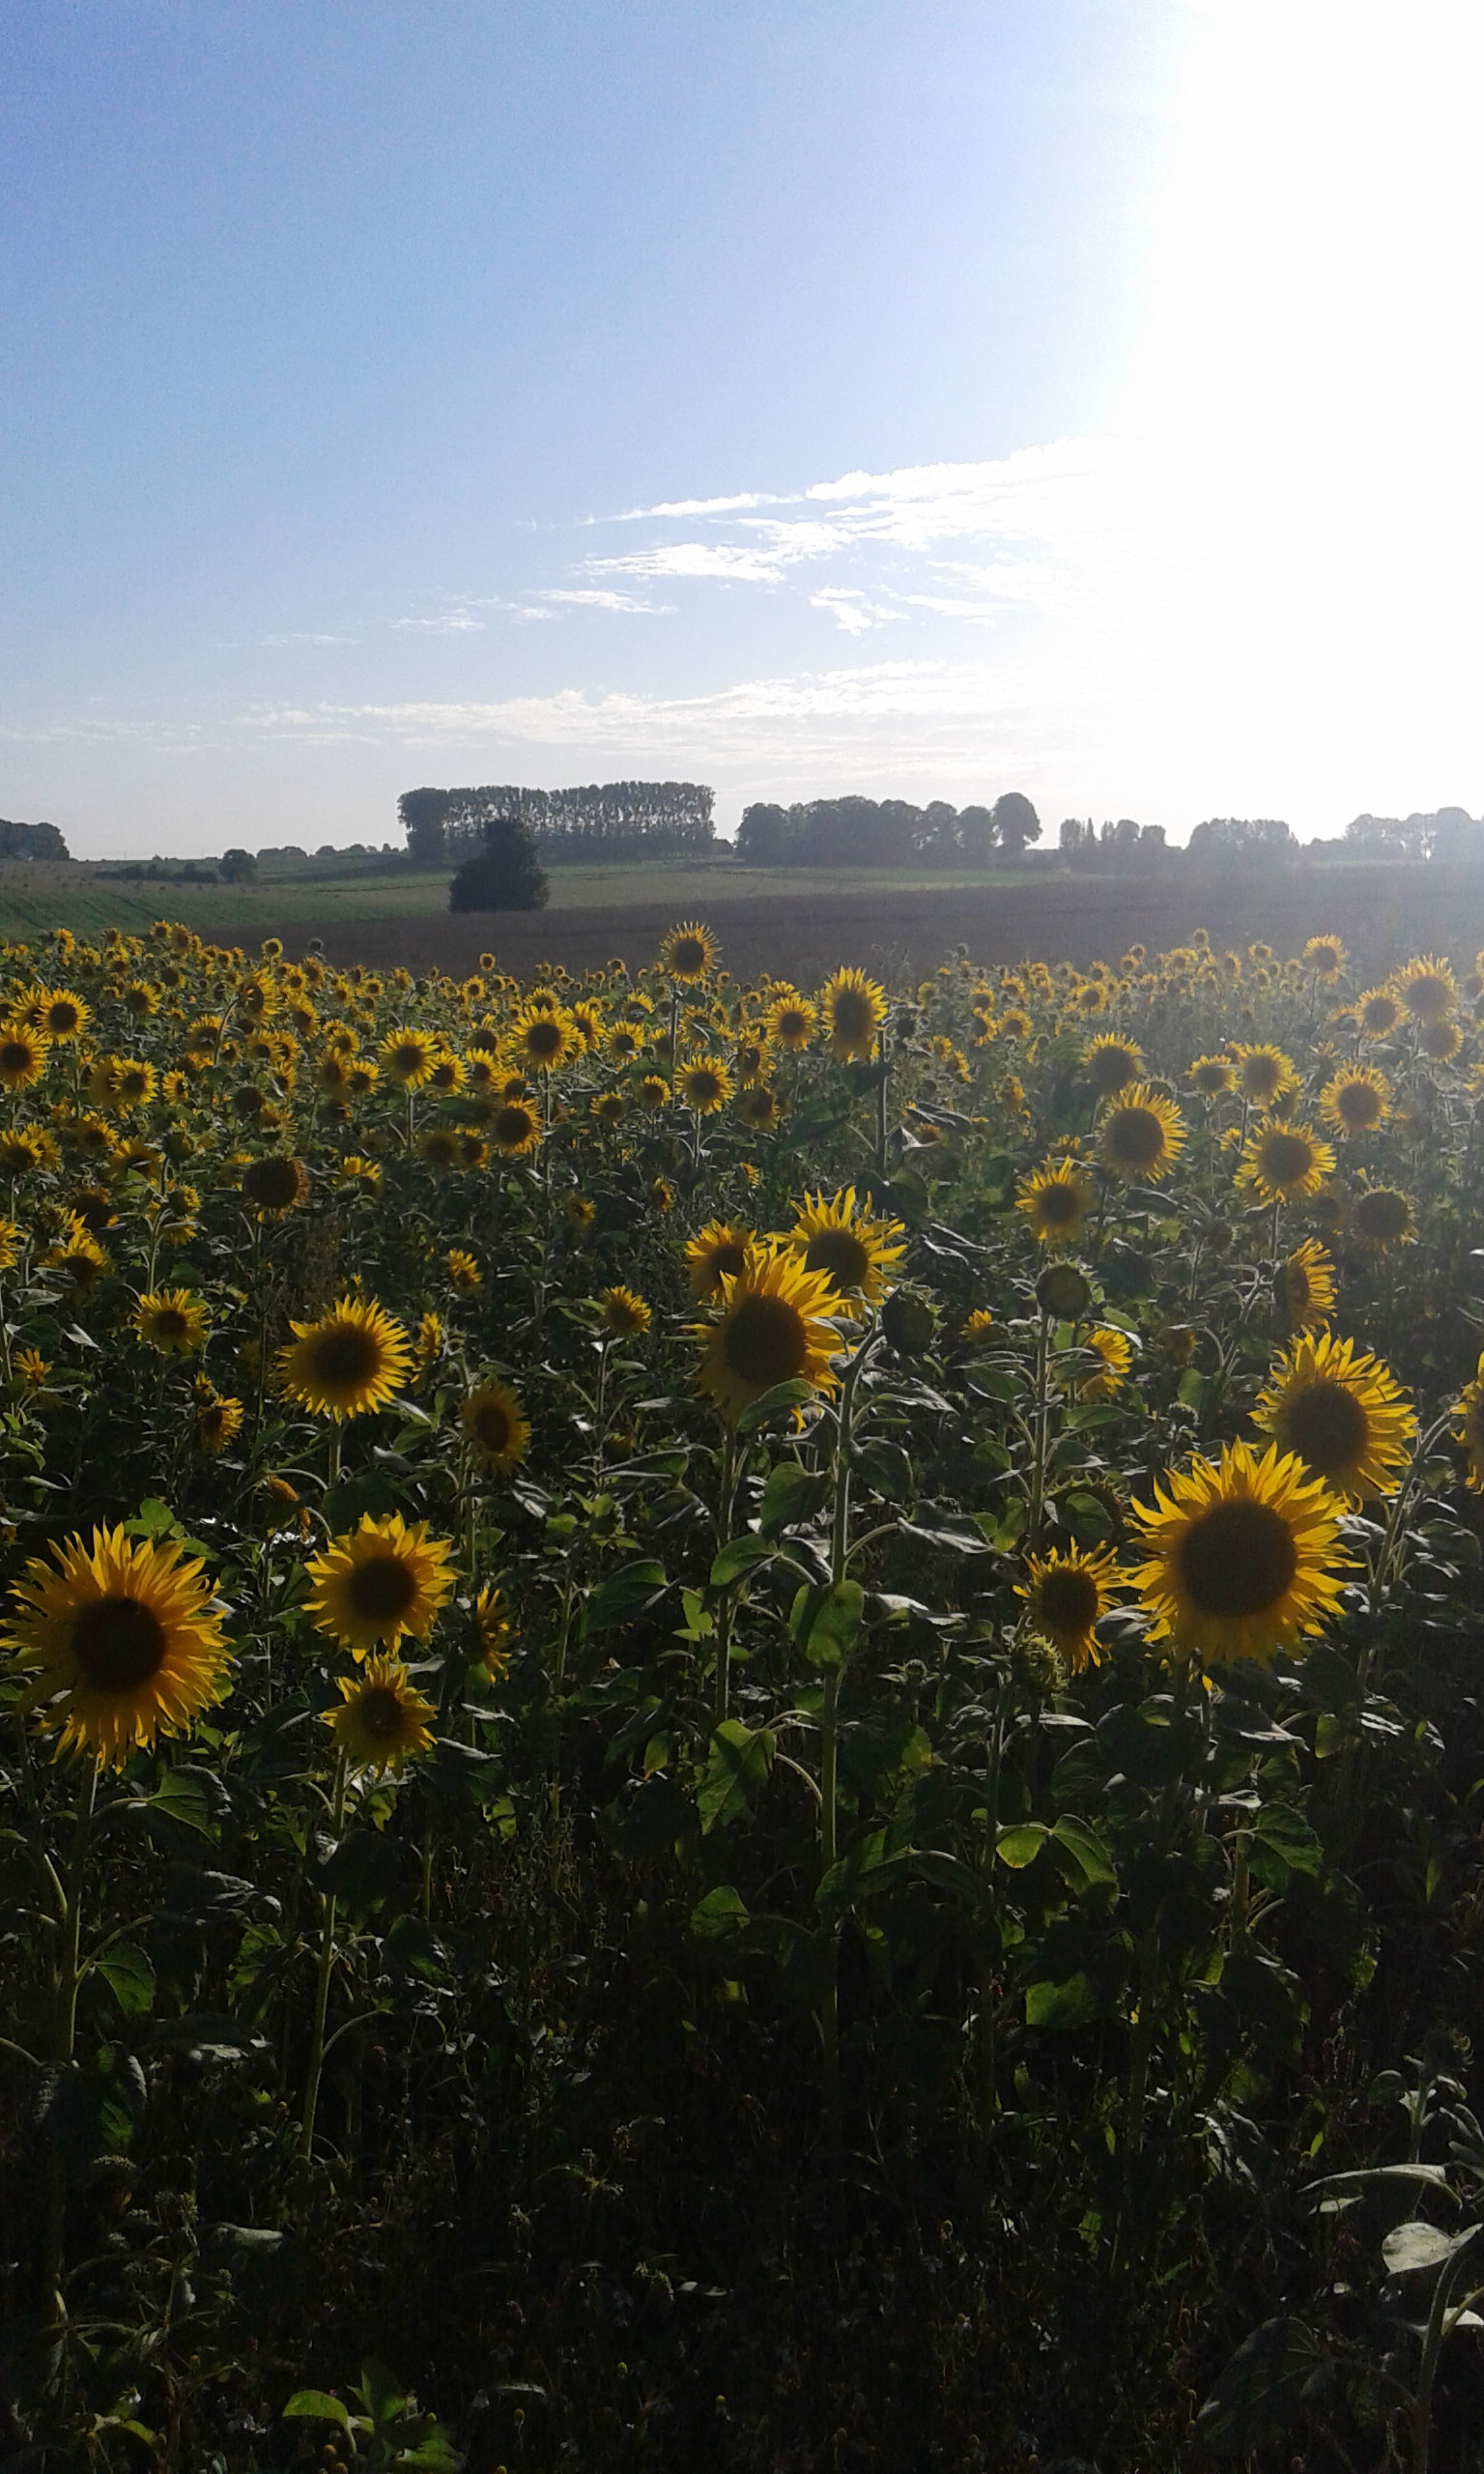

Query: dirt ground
[191,862,1484,985]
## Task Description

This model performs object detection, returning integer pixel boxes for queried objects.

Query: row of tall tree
[400,782,716,867]
[734,792,1042,869]
[1344,807,1484,862]
[1058,818,1168,869]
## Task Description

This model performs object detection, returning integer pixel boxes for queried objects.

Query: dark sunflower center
[154,1309,189,1340]
[1176,1500,1298,1619]
[71,1593,168,1691]
[1260,1133,1314,1185]
[1336,1084,1381,1129]
[1355,1191,1410,1240]
[393,1044,425,1074]
[1038,1182,1081,1225]
[495,1108,533,1145]
[526,1021,563,1059]
[779,1011,808,1040]
[1091,1050,1137,1092]
[1362,1000,1398,1030]
[347,1556,418,1624]
[1244,1064,1282,1099]
[0,1041,34,1074]
[670,938,706,975]
[46,1006,79,1034]
[709,1242,747,1285]
[724,1294,808,1389]
[805,1229,871,1291]
[309,1324,383,1387]
[473,1403,511,1453]
[687,1071,722,1104]
[1035,1568,1099,1632]
[1109,1108,1164,1165]
[357,1685,404,1737]
[1283,1379,1368,1473]
[832,992,876,1041]
[1193,1067,1229,1093]
[243,1158,302,1208]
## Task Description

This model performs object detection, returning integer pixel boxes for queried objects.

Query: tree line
[735,791,1042,869]
[400,782,716,867]
[0,819,71,861]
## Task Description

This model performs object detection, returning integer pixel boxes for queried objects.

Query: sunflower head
[820,967,886,1063]
[278,1296,412,1421]
[135,1289,209,1356]
[1358,987,1403,1038]
[1252,1328,1416,1502]
[304,1512,456,1655]
[446,1248,482,1293]
[1187,1054,1236,1098]
[678,1057,732,1114]
[659,921,719,984]
[1079,1325,1132,1400]
[1099,1086,1185,1183]
[685,1222,756,1302]
[1453,1359,1484,1491]
[1349,1186,1413,1252]
[1320,1066,1389,1137]
[1016,1545,1118,1673]
[787,1187,906,1313]
[1303,935,1346,980]
[1238,1120,1335,1206]
[460,1379,530,1474]
[1017,1160,1094,1245]
[4,1524,230,1769]
[241,1154,310,1216]
[1234,1044,1298,1108]
[325,1654,437,1775]
[379,1026,439,1088]
[695,1244,842,1419]
[195,1390,244,1455]
[736,1083,783,1131]
[766,994,817,1053]
[1276,1238,1337,1333]
[599,1284,651,1338]
[1128,1441,1349,1667]
[0,1024,50,1091]
[491,1100,541,1157]
[1394,954,1457,1025]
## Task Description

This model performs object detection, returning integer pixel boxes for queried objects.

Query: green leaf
[690,1884,751,1940]
[757,1462,831,1538]
[1024,1971,1100,2029]
[144,1769,214,1837]
[1250,1804,1324,1882]
[148,2012,271,2065]
[585,1559,668,1630]
[791,1578,864,1670]
[1196,2318,1326,2456]
[697,1719,774,1834]
[995,1823,1049,1869]
[95,1943,156,2018]
[709,1534,776,1588]
[283,2391,353,2434]
[1382,2220,1479,2276]
[735,1378,817,1434]
[1049,1814,1119,1894]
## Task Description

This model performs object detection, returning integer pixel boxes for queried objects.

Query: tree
[1186,818,1297,865]
[992,791,1042,856]
[736,803,794,866]
[448,813,549,912]
[0,818,71,861]
[399,789,451,867]
[958,805,995,864]
[219,849,257,883]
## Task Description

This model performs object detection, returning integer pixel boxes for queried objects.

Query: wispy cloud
[536,588,671,615]
[390,607,489,634]
[260,631,357,647]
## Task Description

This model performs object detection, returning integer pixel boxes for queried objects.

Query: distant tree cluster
[1057,817,1167,870]
[734,791,1041,869]
[1185,817,1298,865]
[1344,806,1484,862]
[0,818,71,862]
[401,783,716,868]
[448,814,549,913]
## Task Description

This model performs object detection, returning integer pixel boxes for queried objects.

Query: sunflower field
[2,917,1484,2472]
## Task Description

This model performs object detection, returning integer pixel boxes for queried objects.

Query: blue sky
[4,2,1482,856]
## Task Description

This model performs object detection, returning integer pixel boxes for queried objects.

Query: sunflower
[511,1004,575,1074]
[1099,1086,1185,1183]
[1393,954,1457,1025]
[34,990,90,1042]
[345,1058,379,1098]
[490,1099,542,1157]
[277,1296,412,1421]
[474,1582,511,1680]
[1016,1159,1095,1246]
[15,1346,49,1392]
[1129,1442,1348,1667]
[1253,1328,1416,1502]
[446,1248,482,1293]
[241,1154,310,1216]
[460,1379,530,1474]
[1303,935,1346,980]
[736,1083,783,1132]
[425,1050,466,1097]
[607,1023,643,1065]
[1357,987,1403,1038]
[820,967,886,1063]
[659,921,719,983]
[1453,1355,1484,1490]
[135,1289,209,1356]
[766,993,817,1052]
[1349,1186,1413,1252]
[677,1057,732,1114]
[45,1214,108,1294]
[304,1512,456,1656]
[112,1059,157,1108]
[562,1191,596,1229]
[4,1524,230,1769]
[415,1126,464,1172]
[786,1187,905,1312]
[1419,1020,1462,1062]
[599,1284,651,1338]
[0,1128,57,1178]
[589,1088,627,1128]
[1237,1120,1335,1206]
[1079,1035,1142,1096]
[1233,1045,1298,1108]
[695,1245,842,1418]
[1016,1544,1119,1674]
[195,1389,243,1454]
[414,1310,445,1367]
[379,1025,440,1088]
[686,1221,756,1302]
[1186,1054,1236,1098]
[338,1153,382,1192]
[324,1654,437,1775]
[1277,1239,1337,1332]
[1320,1065,1389,1137]
[1079,1325,1132,1400]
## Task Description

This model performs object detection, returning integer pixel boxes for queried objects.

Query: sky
[3,0,1482,859]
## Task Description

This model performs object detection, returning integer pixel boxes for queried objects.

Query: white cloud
[537,588,671,615]
[811,590,894,635]
[390,608,488,633]
[260,631,357,647]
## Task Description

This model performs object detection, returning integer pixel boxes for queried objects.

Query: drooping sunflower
[1358,987,1403,1038]
[414,1310,445,1367]
[685,1221,756,1302]
[1453,1354,1484,1491]
[195,1389,243,1455]
[0,1023,50,1092]
[820,967,886,1063]
[379,1025,440,1088]
[1234,1044,1298,1108]
[1016,1544,1119,1673]
[599,1284,651,1338]
[511,1004,575,1074]
[241,1154,310,1216]
[1127,1440,1349,1667]
[1393,953,1457,1025]
[1016,1159,1095,1245]
[659,921,719,984]
[304,1512,456,1656]
[1349,1186,1413,1252]
[677,1057,732,1114]
[1252,1328,1416,1502]
[1099,1086,1185,1183]
[1320,1065,1390,1137]
[324,1654,437,1776]
[277,1296,412,1421]
[786,1187,905,1313]
[446,1248,482,1293]
[45,1213,108,1295]
[135,1289,209,1356]
[15,1346,49,1392]
[460,1379,530,1474]
[0,1128,58,1179]
[1237,1120,1335,1206]
[695,1245,842,1418]
[1277,1238,1337,1332]
[1079,1325,1132,1400]
[416,1126,464,1172]
[736,1083,784,1132]
[3,1524,231,1769]
[490,1099,542,1157]
[1302,935,1346,981]
[1083,1035,1143,1096]
[766,992,817,1053]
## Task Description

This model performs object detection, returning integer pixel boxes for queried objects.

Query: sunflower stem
[39,1758,97,2326]
[873,1027,889,1180]
[712,1422,740,1725]
[300,1750,348,2165]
